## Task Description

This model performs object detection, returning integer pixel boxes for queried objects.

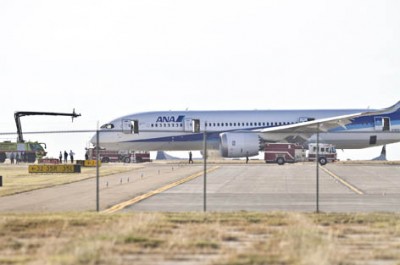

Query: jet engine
[219,132,261,158]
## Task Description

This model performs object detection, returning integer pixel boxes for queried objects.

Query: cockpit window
[101,123,114,129]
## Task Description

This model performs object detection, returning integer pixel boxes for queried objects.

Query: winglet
[381,101,400,114]
[363,101,400,116]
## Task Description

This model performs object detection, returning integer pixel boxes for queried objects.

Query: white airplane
[91,101,400,158]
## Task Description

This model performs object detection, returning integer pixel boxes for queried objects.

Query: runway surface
[121,163,400,212]
[0,162,399,213]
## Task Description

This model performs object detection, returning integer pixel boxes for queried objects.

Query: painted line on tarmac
[320,166,364,195]
[102,166,220,213]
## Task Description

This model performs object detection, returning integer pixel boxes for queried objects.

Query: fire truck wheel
[124,157,131,163]
[0,152,6,163]
[102,157,110,163]
[276,157,285,165]
[27,153,36,163]
[319,157,327,166]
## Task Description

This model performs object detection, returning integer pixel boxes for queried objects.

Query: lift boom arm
[14,109,81,142]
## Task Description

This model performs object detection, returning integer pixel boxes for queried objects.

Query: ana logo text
[156,115,185,123]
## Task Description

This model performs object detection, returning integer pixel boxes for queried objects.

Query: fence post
[96,130,100,212]
[316,123,320,213]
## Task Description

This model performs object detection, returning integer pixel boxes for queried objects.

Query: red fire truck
[307,143,337,165]
[264,143,336,165]
[264,143,305,165]
[86,148,150,163]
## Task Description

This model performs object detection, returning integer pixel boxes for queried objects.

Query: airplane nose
[90,133,98,146]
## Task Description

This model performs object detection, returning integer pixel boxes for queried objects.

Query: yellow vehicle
[0,110,80,163]
[0,141,47,163]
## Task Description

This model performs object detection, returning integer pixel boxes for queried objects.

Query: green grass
[1,212,400,265]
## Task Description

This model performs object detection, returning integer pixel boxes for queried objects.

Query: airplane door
[184,118,193,132]
[122,119,139,134]
[374,117,391,131]
[122,120,132,133]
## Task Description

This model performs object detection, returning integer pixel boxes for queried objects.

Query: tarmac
[0,161,399,213]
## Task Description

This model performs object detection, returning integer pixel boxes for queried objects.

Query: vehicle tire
[26,153,36,163]
[102,157,110,163]
[0,152,6,163]
[276,157,285,165]
[319,157,327,166]
[124,157,131,163]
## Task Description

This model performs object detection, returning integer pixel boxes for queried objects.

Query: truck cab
[307,143,337,165]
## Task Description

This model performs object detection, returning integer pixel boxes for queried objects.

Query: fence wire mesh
[0,130,399,213]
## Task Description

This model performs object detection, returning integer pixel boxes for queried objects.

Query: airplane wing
[254,101,400,143]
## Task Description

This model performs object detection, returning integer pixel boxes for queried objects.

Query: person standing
[188,151,193,164]
[59,151,62,164]
[69,150,75,164]
[10,152,15,164]
[64,151,68,164]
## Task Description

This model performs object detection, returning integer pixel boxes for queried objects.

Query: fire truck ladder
[14,109,81,143]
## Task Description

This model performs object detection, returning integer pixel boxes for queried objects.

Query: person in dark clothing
[69,150,75,164]
[64,151,68,163]
[59,151,62,164]
[189,151,193,164]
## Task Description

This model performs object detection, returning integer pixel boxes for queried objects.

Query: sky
[0,0,399,160]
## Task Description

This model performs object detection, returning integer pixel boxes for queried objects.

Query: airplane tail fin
[372,145,387,161]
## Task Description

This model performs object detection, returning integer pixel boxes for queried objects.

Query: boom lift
[0,109,81,163]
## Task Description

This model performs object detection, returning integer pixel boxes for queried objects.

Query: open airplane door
[122,119,139,134]
[374,117,391,131]
[184,118,200,132]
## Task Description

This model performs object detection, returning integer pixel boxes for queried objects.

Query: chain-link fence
[0,130,399,213]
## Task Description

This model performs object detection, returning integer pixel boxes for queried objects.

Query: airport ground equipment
[0,109,81,163]
[307,143,337,165]
[86,148,150,163]
[0,141,46,163]
[264,143,337,165]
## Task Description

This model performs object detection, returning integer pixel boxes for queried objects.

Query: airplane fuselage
[93,108,400,155]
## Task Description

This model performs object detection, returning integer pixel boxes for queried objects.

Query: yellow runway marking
[103,166,220,213]
[320,166,364,195]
